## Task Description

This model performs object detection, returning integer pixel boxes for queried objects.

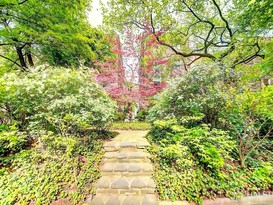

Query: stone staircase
[89,130,158,205]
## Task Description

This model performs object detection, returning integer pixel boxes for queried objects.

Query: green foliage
[136,109,149,121]
[149,120,273,203]
[0,0,111,68]
[149,64,235,128]
[233,0,273,34]
[150,120,235,171]
[0,131,28,157]
[224,86,273,166]
[103,0,267,67]
[110,121,152,130]
[0,133,104,205]
[0,66,117,135]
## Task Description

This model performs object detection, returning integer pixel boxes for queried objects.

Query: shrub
[224,86,273,167]
[0,133,104,205]
[149,120,235,171]
[0,66,117,135]
[136,109,149,121]
[148,64,236,128]
[0,131,28,157]
[148,120,273,203]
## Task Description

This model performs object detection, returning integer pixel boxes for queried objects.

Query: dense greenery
[149,64,234,128]
[148,120,273,204]
[0,0,111,69]
[0,0,272,204]
[0,66,117,204]
[0,66,117,133]
[147,61,273,203]
[0,131,104,205]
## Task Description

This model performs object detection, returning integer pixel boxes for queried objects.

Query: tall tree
[103,0,270,68]
[96,28,167,120]
[0,0,110,69]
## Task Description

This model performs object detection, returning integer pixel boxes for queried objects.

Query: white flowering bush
[0,66,117,135]
[148,64,237,128]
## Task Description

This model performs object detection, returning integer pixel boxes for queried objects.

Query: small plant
[0,131,28,157]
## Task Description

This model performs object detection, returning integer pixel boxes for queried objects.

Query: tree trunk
[27,52,34,67]
[16,46,27,69]
[26,43,34,67]
[128,102,133,121]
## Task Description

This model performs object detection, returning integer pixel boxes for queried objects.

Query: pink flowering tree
[96,28,168,120]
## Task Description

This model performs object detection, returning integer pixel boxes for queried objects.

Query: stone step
[95,176,156,191]
[96,187,156,194]
[102,158,151,164]
[88,193,158,205]
[103,141,150,151]
[100,162,153,173]
[103,151,151,160]
[101,171,153,177]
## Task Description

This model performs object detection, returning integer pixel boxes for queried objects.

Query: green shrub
[148,120,273,203]
[0,66,117,135]
[0,131,28,157]
[136,109,149,121]
[0,133,104,205]
[148,64,236,128]
[224,86,273,167]
[150,120,235,171]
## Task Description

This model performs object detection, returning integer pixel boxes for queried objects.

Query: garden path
[89,130,158,205]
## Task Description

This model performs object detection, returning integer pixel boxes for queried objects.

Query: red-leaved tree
[96,28,168,120]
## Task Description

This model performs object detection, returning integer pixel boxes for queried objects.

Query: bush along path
[88,130,158,205]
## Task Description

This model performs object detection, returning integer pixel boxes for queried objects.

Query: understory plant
[0,132,104,205]
[148,120,273,204]
[148,63,273,203]
[0,66,117,204]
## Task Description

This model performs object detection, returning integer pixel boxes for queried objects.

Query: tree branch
[211,0,233,38]
[0,54,25,69]
[232,42,264,66]
[149,13,217,60]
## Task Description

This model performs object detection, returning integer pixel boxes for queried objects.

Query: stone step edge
[100,164,153,173]
[103,153,151,159]
[96,177,156,189]
[101,159,152,164]
[104,147,149,152]
[87,193,158,205]
[101,172,153,177]
[96,187,156,194]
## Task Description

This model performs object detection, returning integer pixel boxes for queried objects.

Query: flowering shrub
[0,66,117,135]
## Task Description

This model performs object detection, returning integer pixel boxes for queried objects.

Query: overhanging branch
[0,54,25,69]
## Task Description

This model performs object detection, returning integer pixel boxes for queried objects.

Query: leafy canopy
[0,0,111,68]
